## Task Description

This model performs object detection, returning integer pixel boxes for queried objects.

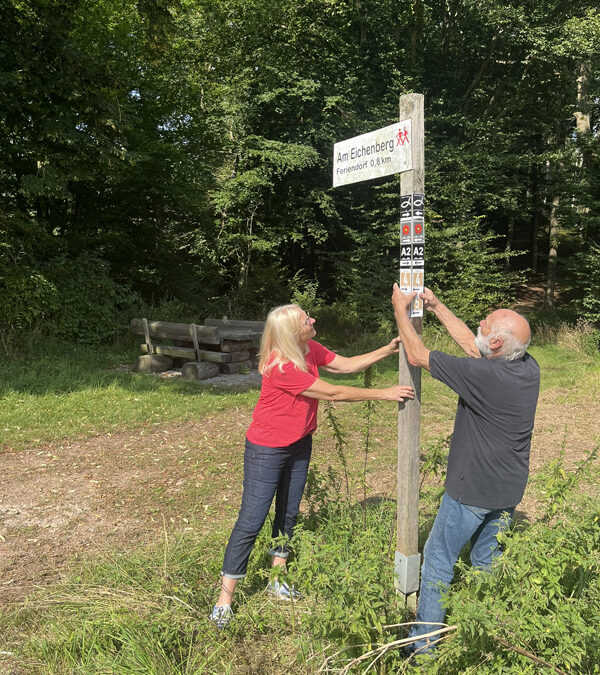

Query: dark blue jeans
[221,435,312,579]
[408,492,514,653]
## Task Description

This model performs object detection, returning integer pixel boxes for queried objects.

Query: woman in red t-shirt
[210,304,414,627]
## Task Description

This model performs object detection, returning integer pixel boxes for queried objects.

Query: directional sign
[412,269,424,289]
[411,243,425,266]
[412,194,424,218]
[333,120,412,187]
[412,293,424,316]
[400,194,412,219]
[412,218,424,243]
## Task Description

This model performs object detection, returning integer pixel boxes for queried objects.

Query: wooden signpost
[395,94,424,608]
[333,93,424,607]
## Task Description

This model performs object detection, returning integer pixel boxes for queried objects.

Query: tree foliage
[1,0,599,345]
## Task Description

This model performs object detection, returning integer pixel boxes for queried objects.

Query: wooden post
[395,93,424,608]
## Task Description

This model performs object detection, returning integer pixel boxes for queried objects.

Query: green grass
[0,340,260,451]
[0,337,427,452]
[2,330,598,460]
[3,466,598,674]
[1,330,599,673]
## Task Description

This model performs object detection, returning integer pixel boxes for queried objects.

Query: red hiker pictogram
[396,126,410,146]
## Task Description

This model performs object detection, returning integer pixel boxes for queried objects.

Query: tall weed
[533,318,600,359]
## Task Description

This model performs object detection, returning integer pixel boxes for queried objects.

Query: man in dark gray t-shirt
[392,284,540,654]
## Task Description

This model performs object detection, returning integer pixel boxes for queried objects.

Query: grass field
[1,329,599,674]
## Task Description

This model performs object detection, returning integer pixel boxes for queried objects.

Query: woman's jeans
[408,492,514,652]
[221,435,312,579]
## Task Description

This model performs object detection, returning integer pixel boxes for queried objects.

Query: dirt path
[1,386,599,605]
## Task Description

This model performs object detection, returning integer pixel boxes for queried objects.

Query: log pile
[130,318,264,380]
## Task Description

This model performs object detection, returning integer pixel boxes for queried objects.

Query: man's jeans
[408,492,514,653]
[221,435,312,579]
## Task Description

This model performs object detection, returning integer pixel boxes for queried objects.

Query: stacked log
[130,317,263,380]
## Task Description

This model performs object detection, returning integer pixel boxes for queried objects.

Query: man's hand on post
[392,283,431,371]
[392,283,416,316]
[420,287,440,313]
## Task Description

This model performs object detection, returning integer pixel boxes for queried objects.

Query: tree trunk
[461,30,501,113]
[574,60,591,139]
[574,60,592,238]
[409,0,423,67]
[504,215,514,270]
[354,0,367,46]
[544,163,562,310]
[529,164,542,274]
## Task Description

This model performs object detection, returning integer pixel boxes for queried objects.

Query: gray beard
[475,327,493,359]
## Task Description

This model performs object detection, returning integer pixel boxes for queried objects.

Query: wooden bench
[130,318,264,380]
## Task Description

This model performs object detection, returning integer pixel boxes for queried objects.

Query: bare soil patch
[0,414,252,604]
[1,387,599,605]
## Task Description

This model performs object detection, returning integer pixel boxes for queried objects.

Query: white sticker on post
[411,292,424,318]
[399,269,411,293]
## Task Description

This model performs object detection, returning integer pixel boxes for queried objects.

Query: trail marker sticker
[399,193,426,317]
[401,219,412,244]
[400,269,411,292]
[333,120,412,187]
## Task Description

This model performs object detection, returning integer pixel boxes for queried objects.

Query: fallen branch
[495,636,568,674]
[318,624,458,674]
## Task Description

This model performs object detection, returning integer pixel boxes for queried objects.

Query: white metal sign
[333,120,412,187]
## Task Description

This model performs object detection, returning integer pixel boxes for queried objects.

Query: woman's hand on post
[387,336,402,354]
[384,385,415,402]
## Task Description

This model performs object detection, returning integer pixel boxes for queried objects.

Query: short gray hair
[488,327,530,361]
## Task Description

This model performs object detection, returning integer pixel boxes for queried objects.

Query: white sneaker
[209,604,233,628]
[266,580,302,601]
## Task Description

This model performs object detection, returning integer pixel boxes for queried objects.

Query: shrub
[0,264,59,354]
[44,253,142,345]
[438,503,600,673]
[577,243,600,327]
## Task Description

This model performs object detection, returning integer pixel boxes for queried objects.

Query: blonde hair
[258,304,309,375]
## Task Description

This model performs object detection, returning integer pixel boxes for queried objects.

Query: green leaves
[440,451,600,673]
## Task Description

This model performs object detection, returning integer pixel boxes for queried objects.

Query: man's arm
[420,288,480,358]
[391,284,431,371]
[322,338,400,374]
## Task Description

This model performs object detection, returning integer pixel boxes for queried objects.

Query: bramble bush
[438,502,600,673]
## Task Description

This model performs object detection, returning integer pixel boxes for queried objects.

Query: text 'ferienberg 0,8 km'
[332,120,412,188]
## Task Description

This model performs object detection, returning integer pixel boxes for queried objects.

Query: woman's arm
[301,378,414,402]
[322,338,400,375]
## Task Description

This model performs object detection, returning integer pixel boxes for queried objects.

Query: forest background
[2,2,600,672]
[1,0,600,349]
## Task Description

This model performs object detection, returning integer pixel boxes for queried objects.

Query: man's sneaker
[209,604,233,629]
[266,579,302,601]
